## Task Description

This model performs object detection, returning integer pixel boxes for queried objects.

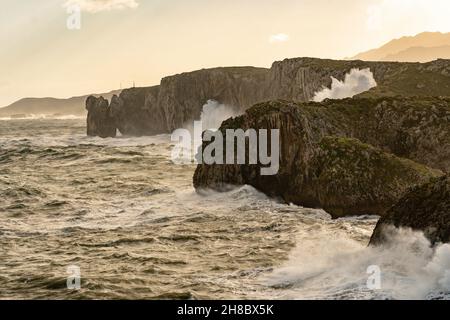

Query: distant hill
[381,45,450,62]
[0,90,121,117]
[351,32,450,62]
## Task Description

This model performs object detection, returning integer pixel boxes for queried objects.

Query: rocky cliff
[86,58,450,137]
[86,96,116,138]
[370,175,450,245]
[193,97,449,218]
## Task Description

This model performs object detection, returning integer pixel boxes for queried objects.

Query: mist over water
[1,119,448,299]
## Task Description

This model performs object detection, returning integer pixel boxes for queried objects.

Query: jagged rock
[85,96,116,138]
[370,175,450,245]
[193,97,448,218]
[311,137,442,217]
[109,88,156,136]
[86,58,450,138]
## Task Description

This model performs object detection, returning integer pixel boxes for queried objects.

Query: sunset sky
[1,0,449,106]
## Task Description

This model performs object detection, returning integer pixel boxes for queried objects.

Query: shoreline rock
[193,97,449,218]
[370,175,450,245]
[86,96,116,138]
[85,58,450,138]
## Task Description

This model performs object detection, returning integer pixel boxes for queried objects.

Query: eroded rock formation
[86,67,268,137]
[193,97,449,218]
[370,175,450,245]
[86,96,116,138]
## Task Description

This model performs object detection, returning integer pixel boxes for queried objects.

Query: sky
[1,0,450,106]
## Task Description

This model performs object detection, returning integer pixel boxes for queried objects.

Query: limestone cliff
[265,58,450,101]
[86,67,268,137]
[193,97,448,218]
[370,175,450,245]
[86,96,116,138]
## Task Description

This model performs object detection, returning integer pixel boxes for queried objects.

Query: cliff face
[150,67,269,132]
[370,175,450,245]
[86,96,116,138]
[86,58,450,137]
[86,67,269,137]
[0,90,121,118]
[193,97,448,218]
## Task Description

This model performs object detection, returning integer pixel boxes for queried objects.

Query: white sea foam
[264,227,450,300]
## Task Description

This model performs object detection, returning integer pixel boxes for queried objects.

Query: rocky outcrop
[86,96,116,138]
[370,175,450,245]
[193,97,449,218]
[86,58,450,137]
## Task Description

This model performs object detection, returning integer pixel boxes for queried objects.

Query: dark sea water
[1,118,449,300]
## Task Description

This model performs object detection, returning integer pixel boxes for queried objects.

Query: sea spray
[312,68,377,102]
[264,226,450,299]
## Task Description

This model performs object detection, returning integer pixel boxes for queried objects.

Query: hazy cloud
[269,33,290,43]
[64,0,139,13]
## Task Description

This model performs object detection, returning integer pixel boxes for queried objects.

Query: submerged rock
[193,97,448,218]
[370,175,450,245]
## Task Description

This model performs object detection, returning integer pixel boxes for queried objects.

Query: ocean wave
[0,114,85,121]
[263,227,450,300]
